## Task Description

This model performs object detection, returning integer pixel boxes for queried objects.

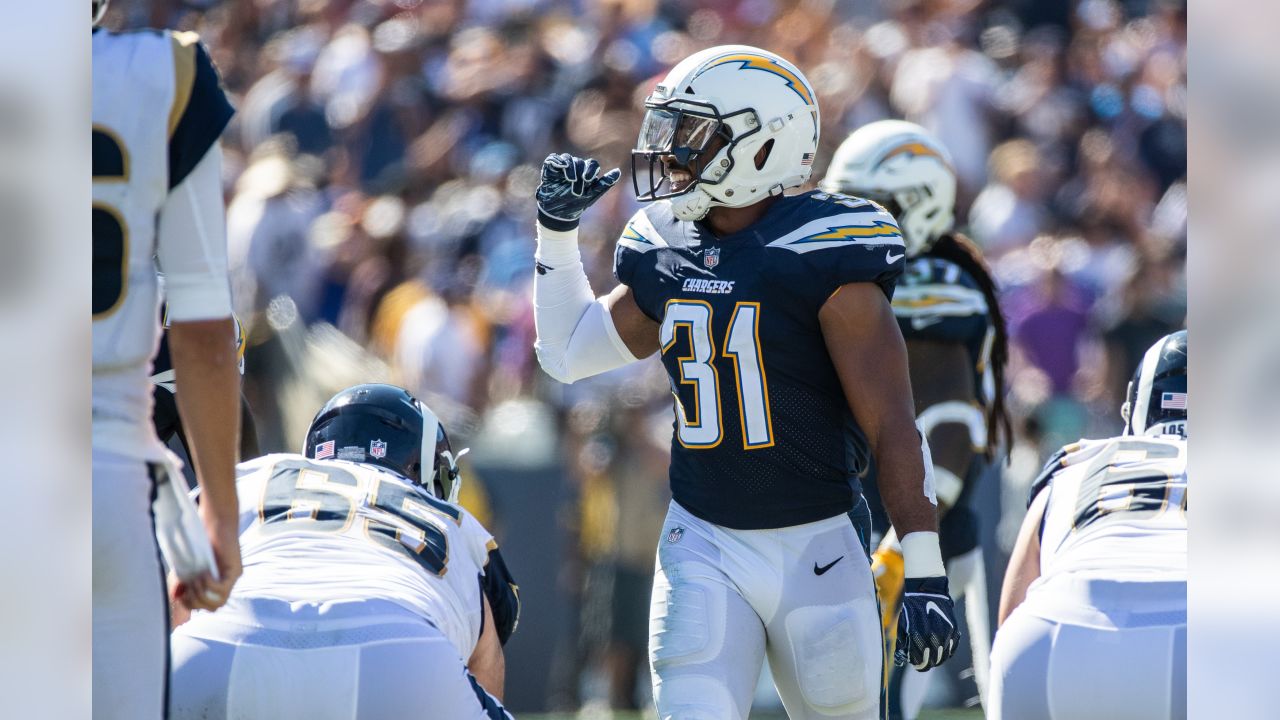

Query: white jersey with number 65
[1035,436,1187,583]
[227,454,499,660]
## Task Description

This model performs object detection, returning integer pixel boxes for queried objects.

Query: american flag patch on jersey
[314,440,336,459]
[801,152,814,166]
[1161,392,1187,410]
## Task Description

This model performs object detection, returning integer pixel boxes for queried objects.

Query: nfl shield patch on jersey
[370,439,388,459]
[704,247,720,269]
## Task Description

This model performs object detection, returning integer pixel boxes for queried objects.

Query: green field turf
[524,709,984,720]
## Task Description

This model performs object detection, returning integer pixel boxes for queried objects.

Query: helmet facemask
[855,185,944,256]
[631,98,761,221]
[417,400,467,504]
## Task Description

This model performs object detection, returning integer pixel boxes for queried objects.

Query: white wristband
[901,531,946,578]
[535,222,582,268]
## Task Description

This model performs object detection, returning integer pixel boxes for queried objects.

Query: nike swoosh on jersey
[925,600,955,629]
[814,556,844,575]
[911,315,943,330]
[886,250,905,263]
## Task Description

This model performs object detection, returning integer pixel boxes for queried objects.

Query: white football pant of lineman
[894,546,991,719]
[170,598,511,720]
[989,576,1187,720]
[650,501,882,720]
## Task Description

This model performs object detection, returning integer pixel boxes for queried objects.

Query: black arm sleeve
[1028,446,1071,507]
[168,39,234,190]
[480,547,520,645]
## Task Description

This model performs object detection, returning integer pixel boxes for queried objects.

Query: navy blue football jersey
[861,245,996,558]
[613,190,905,530]
[892,251,993,404]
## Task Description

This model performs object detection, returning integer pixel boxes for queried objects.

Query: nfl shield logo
[667,527,684,544]
[369,439,387,459]
[704,247,720,269]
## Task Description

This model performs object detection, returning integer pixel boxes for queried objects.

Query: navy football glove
[535,153,621,231]
[895,575,961,671]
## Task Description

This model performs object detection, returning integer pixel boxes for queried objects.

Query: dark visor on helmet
[631,100,753,203]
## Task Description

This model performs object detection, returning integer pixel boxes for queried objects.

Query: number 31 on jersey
[660,300,774,450]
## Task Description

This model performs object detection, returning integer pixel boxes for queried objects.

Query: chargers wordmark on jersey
[612,192,905,529]
[682,278,736,294]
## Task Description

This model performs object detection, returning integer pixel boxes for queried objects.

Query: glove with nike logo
[536,153,621,231]
[895,530,960,671]
[895,575,960,671]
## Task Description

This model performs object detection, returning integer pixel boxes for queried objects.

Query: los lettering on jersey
[614,191,905,529]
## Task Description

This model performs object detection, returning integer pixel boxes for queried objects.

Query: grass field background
[524,710,984,720]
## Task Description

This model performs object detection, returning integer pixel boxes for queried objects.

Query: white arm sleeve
[156,144,233,322]
[533,223,638,383]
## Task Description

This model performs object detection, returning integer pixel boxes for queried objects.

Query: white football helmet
[821,120,956,256]
[633,45,820,222]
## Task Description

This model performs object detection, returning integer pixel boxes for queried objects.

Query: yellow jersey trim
[167,31,200,138]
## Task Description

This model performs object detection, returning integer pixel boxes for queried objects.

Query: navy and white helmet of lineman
[1121,330,1188,438]
[821,119,956,257]
[304,384,467,502]
[632,45,820,222]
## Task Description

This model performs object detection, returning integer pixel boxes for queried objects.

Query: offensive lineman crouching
[990,331,1188,720]
[169,384,519,720]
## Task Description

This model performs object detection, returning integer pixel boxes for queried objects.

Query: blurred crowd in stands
[109,0,1186,712]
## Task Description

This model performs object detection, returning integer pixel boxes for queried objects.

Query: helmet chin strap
[438,448,469,504]
[670,187,714,221]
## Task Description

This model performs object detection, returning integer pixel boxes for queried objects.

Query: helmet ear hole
[755,139,775,170]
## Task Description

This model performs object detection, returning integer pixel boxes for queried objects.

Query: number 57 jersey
[614,192,905,530]
[1032,436,1187,583]
[229,454,520,659]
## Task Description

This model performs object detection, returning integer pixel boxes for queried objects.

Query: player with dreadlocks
[822,120,1010,719]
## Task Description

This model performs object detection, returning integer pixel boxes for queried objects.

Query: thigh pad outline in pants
[171,619,512,720]
[650,536,765,720]
[766,525,882,719]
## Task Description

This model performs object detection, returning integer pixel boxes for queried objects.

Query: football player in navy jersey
[822,120,1011,718]
[151,309,260,464]
[532,46,959,719]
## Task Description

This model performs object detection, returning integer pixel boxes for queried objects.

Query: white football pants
[649,501,882,720]
[990,576,1187,720]
[93,448,168,720]
[170,597,511,720]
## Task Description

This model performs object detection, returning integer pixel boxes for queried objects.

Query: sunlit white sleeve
[156,144,233,321]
